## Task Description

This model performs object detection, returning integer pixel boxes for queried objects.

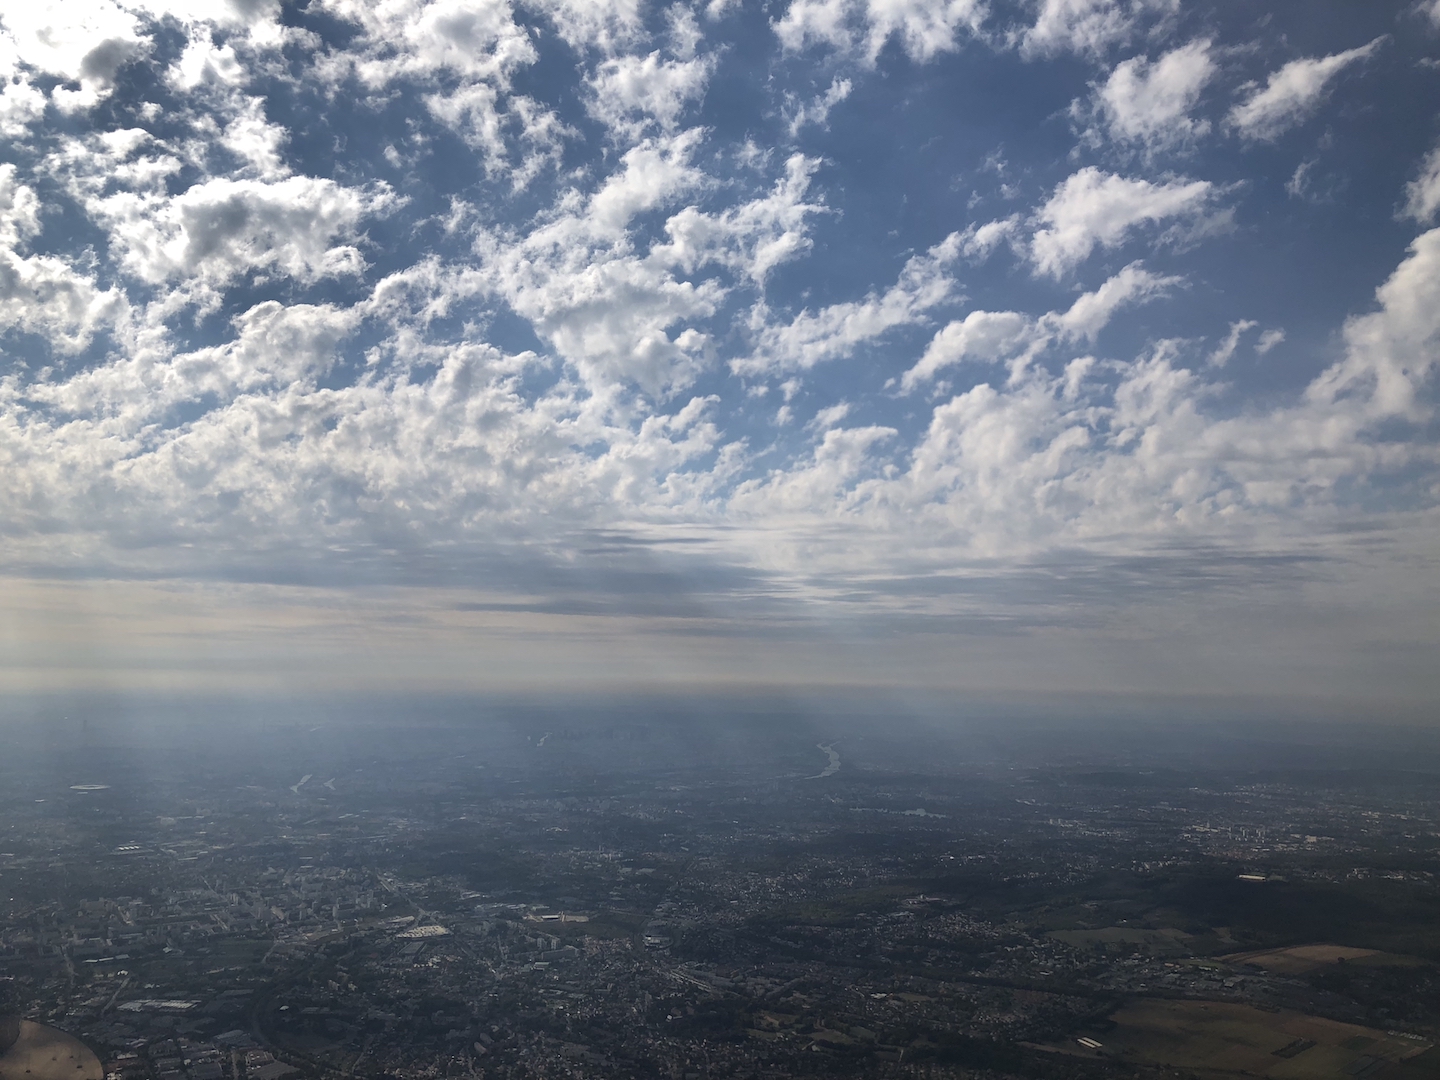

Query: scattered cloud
[0,164,40,248]
[1403,143,1440,224]
[322,0,537,88]
[1049,260,1181,340]
[1228,37,1385,142]
[1018,0,1176,59]
[589,51,714,139]
[903,310,1040,391]
[733,234,961,376]
[527,0,646,54]
[315,0,575,187]
[1028,167,1220,278]
[806,400,852,432]
[1082,39,1215,151]
[726,228,1440,583]
[655,152,825,285]
[1207,319,1255,367]
[0,3,146,111]
[1254,328,1284,354]
[784,76,852,137]
[94,176,400,292]
[774,0,985,65]
[900,261,1179,389]
[0,0,1432,694]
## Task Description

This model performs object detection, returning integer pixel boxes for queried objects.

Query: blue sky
[0,0,1438,709]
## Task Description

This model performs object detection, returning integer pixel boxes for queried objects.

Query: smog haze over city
[1,3,1439,1080]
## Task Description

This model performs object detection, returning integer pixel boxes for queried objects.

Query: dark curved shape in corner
[0,1012,20,1056]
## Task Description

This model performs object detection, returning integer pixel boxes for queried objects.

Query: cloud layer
[0,0,1436,698]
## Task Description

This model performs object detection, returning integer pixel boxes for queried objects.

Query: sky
[0,0,1438,711]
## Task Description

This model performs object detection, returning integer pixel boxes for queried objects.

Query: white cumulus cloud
[775,0,985,65]
[900,261,1179,389]
[1086,39,1215,151]
[1,3,145,112]
[1404,143,1440,224]
[94,176,399,291]
[1018,0,1175,59]
[1228,37,1385,142]
[0,163,126,350]
[733,234,961,376]
[1029,167,1218,278]
[588,51,714,139]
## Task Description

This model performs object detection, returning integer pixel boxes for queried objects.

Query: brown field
[0,1021,102,1080]
[1101,1000,1436,1080]
[1221,944,1428,975]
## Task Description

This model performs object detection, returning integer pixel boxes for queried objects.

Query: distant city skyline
[0,1,1437,710]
